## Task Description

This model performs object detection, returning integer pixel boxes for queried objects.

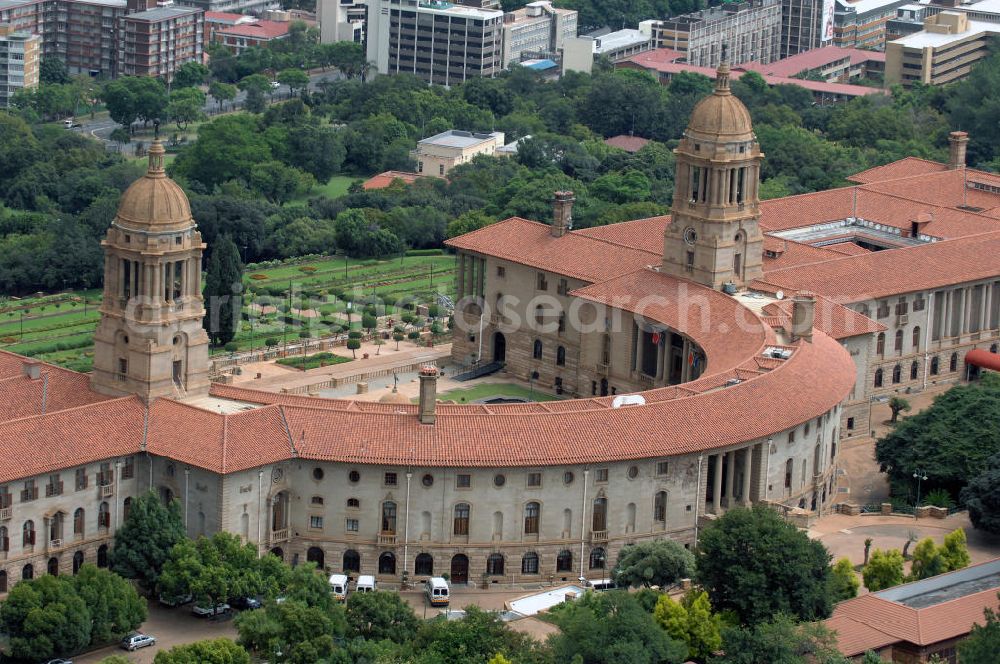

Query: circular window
[683,227,698,246]
[348,470,360,483]
[422,473,434,487]
[563,471,574,485]
[312,467,324,481]
[627,466,639,480]
[494,474,506,488]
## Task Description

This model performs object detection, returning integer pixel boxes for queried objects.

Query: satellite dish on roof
[775,290,785,300]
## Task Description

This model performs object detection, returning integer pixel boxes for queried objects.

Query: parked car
[270,80,280,89]
[159,592,193,607]
[192,602,230,617]
[230,596,262,610]
[121,632,156,651]
[62,118,81,128]
[356,575,376,593]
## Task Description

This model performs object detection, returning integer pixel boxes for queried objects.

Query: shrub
[408,331,420,340]
[348,330,363,340]
[264,337,279,347]
[249,273,269,280]
[224,342,239,352]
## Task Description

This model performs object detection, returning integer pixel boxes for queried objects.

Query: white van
[328,573,349,602]
[424,577,450,606]
[588,578,618,592]
[356,575,376,593]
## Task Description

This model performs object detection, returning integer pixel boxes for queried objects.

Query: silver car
[121,632,156,651]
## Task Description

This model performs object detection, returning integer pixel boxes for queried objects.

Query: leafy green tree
[98,656,133,664]
[447,210,497,239]
[888,396,911,424]
[412,605,543,663]
[40,57,71,84]
[548,590,687,664]
[696,505,833,625]
[168,87,206,130]
[171,114,271,188]
[963,456,1000,534]
[652,590,722,662]
[346,338,361,357]
[154,638,251,664]
[238,73,272,95]
[613,539,695,589]
[245,87,266,114]
[0,574,91,661]
[248,161,315,204]
[110,490,186,593]
[110,126,131,152]
[941,528,971,572]
[102,76,168,130]
[277,68,310,95]
[828,557,860,603]
[876,373,1000,500]
[863,549,905,591]
[958,593,1000,664]
[172,61,210,89]
[208,81,238,113]
[73,564,147,644]
[236,599,345,664]
[715,614,845,664]
[910,538,946,580]
[344,589,419,643]
[203,235,244,346]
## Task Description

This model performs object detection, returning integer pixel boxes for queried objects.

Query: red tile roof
[217,20,289,40]
[445,217,660,284]
[848,157,948,184]
[603,135,651,153]
[746,45,884,79]
[762,237,847,271]
[763,295,886,340]
[574,215,670,254]
[362,171,426,190]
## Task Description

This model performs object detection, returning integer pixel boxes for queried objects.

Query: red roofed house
[212,17,290,55]
[3,55,1000,600]
[827,558,1000,661]
[362,170,427,190]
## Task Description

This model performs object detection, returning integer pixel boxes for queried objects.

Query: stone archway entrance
[493,332,506,364]
[307,546,324,569]
[450,554,469,584]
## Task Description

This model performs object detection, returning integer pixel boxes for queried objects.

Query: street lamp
[912,469,929,506]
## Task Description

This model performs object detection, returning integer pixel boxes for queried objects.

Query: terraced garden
[0,252,456,373]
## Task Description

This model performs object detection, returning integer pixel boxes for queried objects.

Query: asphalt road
[71,70,344,148]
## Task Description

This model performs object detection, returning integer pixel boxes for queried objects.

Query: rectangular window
[496,265,505,278]
[596,468,609,483]
[847,417,855,430]
[75,468,87,491]
[527,472,541,487]
[537,272,548,291]
[0,485,10,509]
[384,472,397,487]
[46,474,62,497]
[913,297,926,312]
[117,358,128,381]
[789,430,796,444]
[557,279,568,296]
[456,474,471,488]
[345,518,359,532]
[122,457,135,480]
[877,302,890,318]
[438,164,445,176]
[656,462,669,476]
[686,251,695,268]
[309,516,323,529]
[21,479,37,502]
[311,496,324,505]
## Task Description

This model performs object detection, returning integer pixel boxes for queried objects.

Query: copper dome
[115,140,194,231]
[685,61,754,142]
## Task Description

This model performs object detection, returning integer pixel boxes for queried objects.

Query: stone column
[266,498,274,540]
[964,287,973,334]
[944,290,952,338]
[152,261,162,305]
[724,451,735,506]
[681,339,692,382]
[741,445,753,505]
[656,336,665,381]
[635,324,644,377]
[712,453,724,514]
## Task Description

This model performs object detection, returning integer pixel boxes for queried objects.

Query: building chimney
[790,292,816,343]
[552,191,574,238]
[22,359,41,380]
[418,365,439,424]
[948,131,968,170]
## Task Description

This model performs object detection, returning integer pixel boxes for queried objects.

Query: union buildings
[3,60,1000,594]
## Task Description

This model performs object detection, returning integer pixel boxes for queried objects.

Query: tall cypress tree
[203,235,243,346]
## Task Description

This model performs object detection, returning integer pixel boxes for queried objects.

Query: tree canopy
[110,490,186,592]
[612,538,695,589]
[203,235,245,346]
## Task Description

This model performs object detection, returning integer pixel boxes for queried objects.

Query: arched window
[0,526,8,552]
[894,330,903,352]
[492,511,503,540]
[950,352,958,372]
[874,368,883,388]
[556,346,566,366]
[72,551,84,574]
[97,544,108,568]
[521,552,539,574]
[556,550,573,572]
[653,491,667,522]
[0,570,6,592]
[931,356,939,375]
[589,547,607,570]
[533,339,543,360]
[912,326,921,349]
[626,503,636,532]
[524,502,540,535]
[22,520,34,547]
[47,557,59,576]
[22,564,33,580]
[453,503,470,536]
[343,549,360,573]
[73,508,84,536]
[876,332,885,355]
[347,498,360,508]
[487,552,505,576]
[98,502,110,529]
[123,497,132,521]
[307,547,324,569]
[381,501,397,534]
[992,343,998,354]
[910,361,919,380]
[592,497,607,532]
[378,552,396,575]
[784,459,793,489]
[892,364,902,384]
[414,553,433,576]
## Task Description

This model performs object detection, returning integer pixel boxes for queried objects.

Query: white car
[191,602,230,617]
[121,633,156,651]
[270,80,280,89]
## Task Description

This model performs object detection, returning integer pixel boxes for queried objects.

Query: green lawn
[314,175,357,199]
[432,383,561,404]
[276,351,352,371]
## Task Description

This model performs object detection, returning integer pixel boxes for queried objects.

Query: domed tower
[662,52,764,290]
[90,140,210,402]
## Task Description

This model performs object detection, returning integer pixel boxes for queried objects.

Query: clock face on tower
[683,227,698,245]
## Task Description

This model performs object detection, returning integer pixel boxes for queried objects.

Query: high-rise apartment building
[118,4,203,80]
[366,0,504,86]
[644,0,782,67]
[832,0,913,50]
[780,0,826,57]
[173,0,277,16]
[317,0,366,43]
[500,0,576,66]
[0,24,39,106]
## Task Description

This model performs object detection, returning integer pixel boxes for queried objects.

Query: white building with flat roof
[561,28,652,74]
[411,129,505,177]
[885,10,1000,86]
